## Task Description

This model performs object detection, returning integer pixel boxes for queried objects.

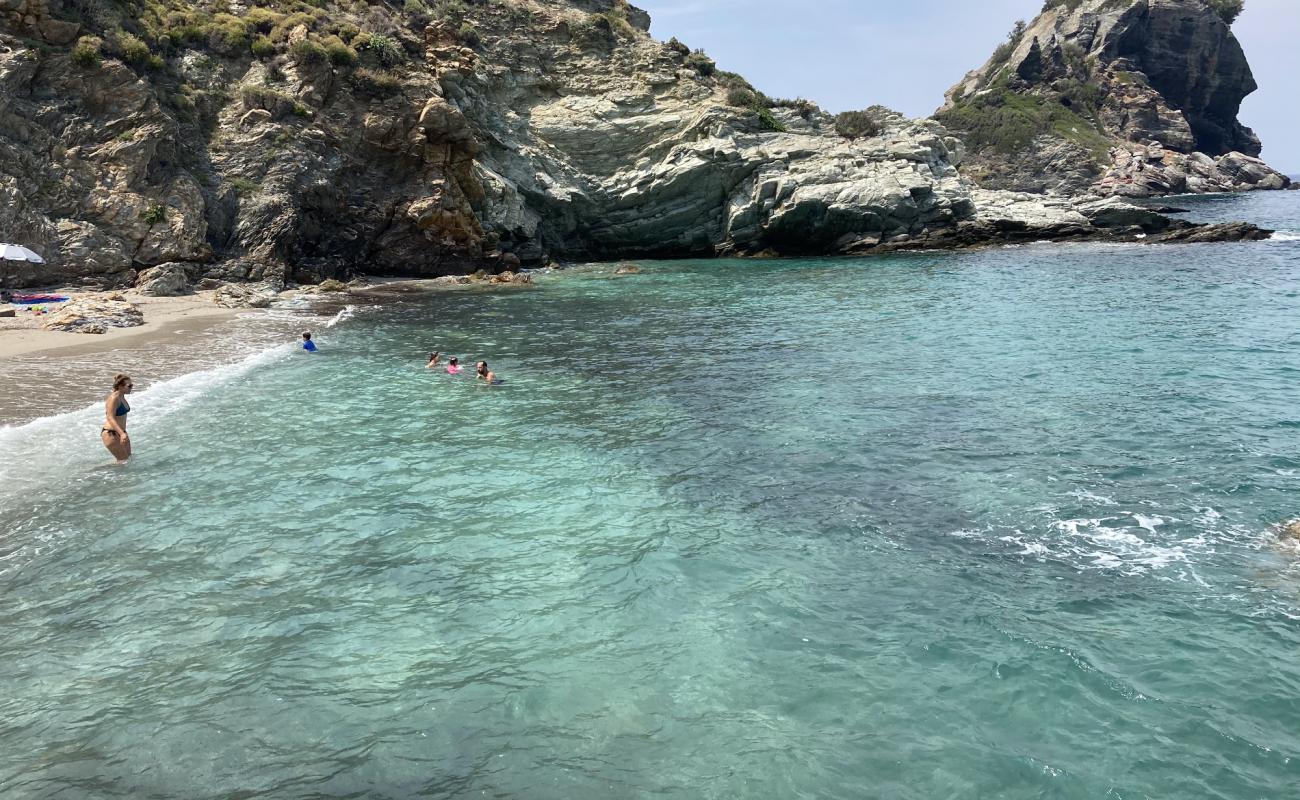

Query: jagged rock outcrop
[860,188,1269,251]
[0,0,1277,289]
[938,0,1289,196]
[135,262,193,296]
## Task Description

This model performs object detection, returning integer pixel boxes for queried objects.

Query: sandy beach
[0,275,537,426]
[0,290,245,359]
[0,290,285,425]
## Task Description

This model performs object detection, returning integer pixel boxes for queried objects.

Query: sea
[1,191,1299,799]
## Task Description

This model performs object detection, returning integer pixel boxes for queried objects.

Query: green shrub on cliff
[1205,0,1244,24]
[936,79,1110,159]
[250,35,276,57]
[989,19,1027,71]
[270,13,318,44]
[71,36,102,67]
[353,32,404,66]
[754,107,786,133]
[833,110,883,140]
[350,67,401,97]
[684,50,715,76]
[142,201,166,225]
[203,14,247,54]
[161,11,210,48]
[433,0,468,19]
[115,32,152,67]
[458,22,481,47]
[595,7,636,39]
[726,86,758,108]
[1061,41,1088,75]
[323,36,357,65]
[290,38,328,65]
[245,7,284,34]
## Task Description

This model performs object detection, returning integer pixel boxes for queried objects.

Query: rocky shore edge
[0,213,1281,424]
[5,191,1275,320]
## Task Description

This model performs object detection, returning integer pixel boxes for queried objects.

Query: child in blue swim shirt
[302,331,317,352]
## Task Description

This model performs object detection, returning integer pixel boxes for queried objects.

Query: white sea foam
[1133,513,1171,534]
[1069,489,1119,506]
[0,344,291,507]
[1268,231,1300,242]
[324,304,356,328]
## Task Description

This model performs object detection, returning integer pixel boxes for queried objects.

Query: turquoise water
[2,193,1300,798]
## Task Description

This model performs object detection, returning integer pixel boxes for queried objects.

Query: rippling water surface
[2,193,1300,798]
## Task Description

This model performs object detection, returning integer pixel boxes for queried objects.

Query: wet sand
[0,291,270,425]
[0,274,528,425]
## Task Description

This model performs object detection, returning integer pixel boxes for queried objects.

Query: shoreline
[0,290,288,426]
[0,273,531,426]
[2,212,1294,423]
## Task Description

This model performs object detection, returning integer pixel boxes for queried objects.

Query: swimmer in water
[426,351,441,368]
[476,360,497,384]
[302,331,317,352]
[447,357,462,374]
[100,373,133,464]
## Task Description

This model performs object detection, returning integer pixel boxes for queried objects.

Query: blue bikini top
[115,400,129,417]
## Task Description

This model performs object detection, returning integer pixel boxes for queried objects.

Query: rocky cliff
[0,0,1275,290]
[937,0,1290,196]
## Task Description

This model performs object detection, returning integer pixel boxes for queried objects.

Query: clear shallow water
[3,193,1300,798]
[0,300,352,424]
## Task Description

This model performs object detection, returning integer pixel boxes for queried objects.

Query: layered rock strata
[0,0,1278,289]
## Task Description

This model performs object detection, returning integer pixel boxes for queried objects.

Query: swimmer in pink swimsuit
[447,356,462,374]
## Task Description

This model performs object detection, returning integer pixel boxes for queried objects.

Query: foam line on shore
[325,305,356,328]
[0,343,292,504]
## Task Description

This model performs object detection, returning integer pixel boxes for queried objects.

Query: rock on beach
[40,295,143,334]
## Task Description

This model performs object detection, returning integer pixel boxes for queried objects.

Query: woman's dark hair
[450,357,458,365]
[113,374,131,391]
[428,351,439,361]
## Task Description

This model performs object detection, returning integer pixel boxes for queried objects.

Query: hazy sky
[635,0,1300,173]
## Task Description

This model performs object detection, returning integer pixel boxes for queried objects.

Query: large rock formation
[0,0,1277,288]
[937,0,1290,196]
[1,0,993,285]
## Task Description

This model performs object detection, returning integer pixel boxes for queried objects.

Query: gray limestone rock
[41,295,144,333]
[135,263,193,296]
[938,0,1288,197]
[0,0,1283,289]
[213,283,277,308]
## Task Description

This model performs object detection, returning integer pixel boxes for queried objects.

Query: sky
[634,0,1300,174]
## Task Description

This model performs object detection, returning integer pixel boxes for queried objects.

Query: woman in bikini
[101,373,133,464]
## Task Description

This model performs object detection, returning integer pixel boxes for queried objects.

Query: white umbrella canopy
[0,243,45,263]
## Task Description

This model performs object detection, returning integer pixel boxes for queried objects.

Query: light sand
[0,290,244,359]
[0,275,500,425]
[0,290,272,425]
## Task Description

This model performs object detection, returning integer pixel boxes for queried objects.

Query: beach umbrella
[0,243,45,263]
